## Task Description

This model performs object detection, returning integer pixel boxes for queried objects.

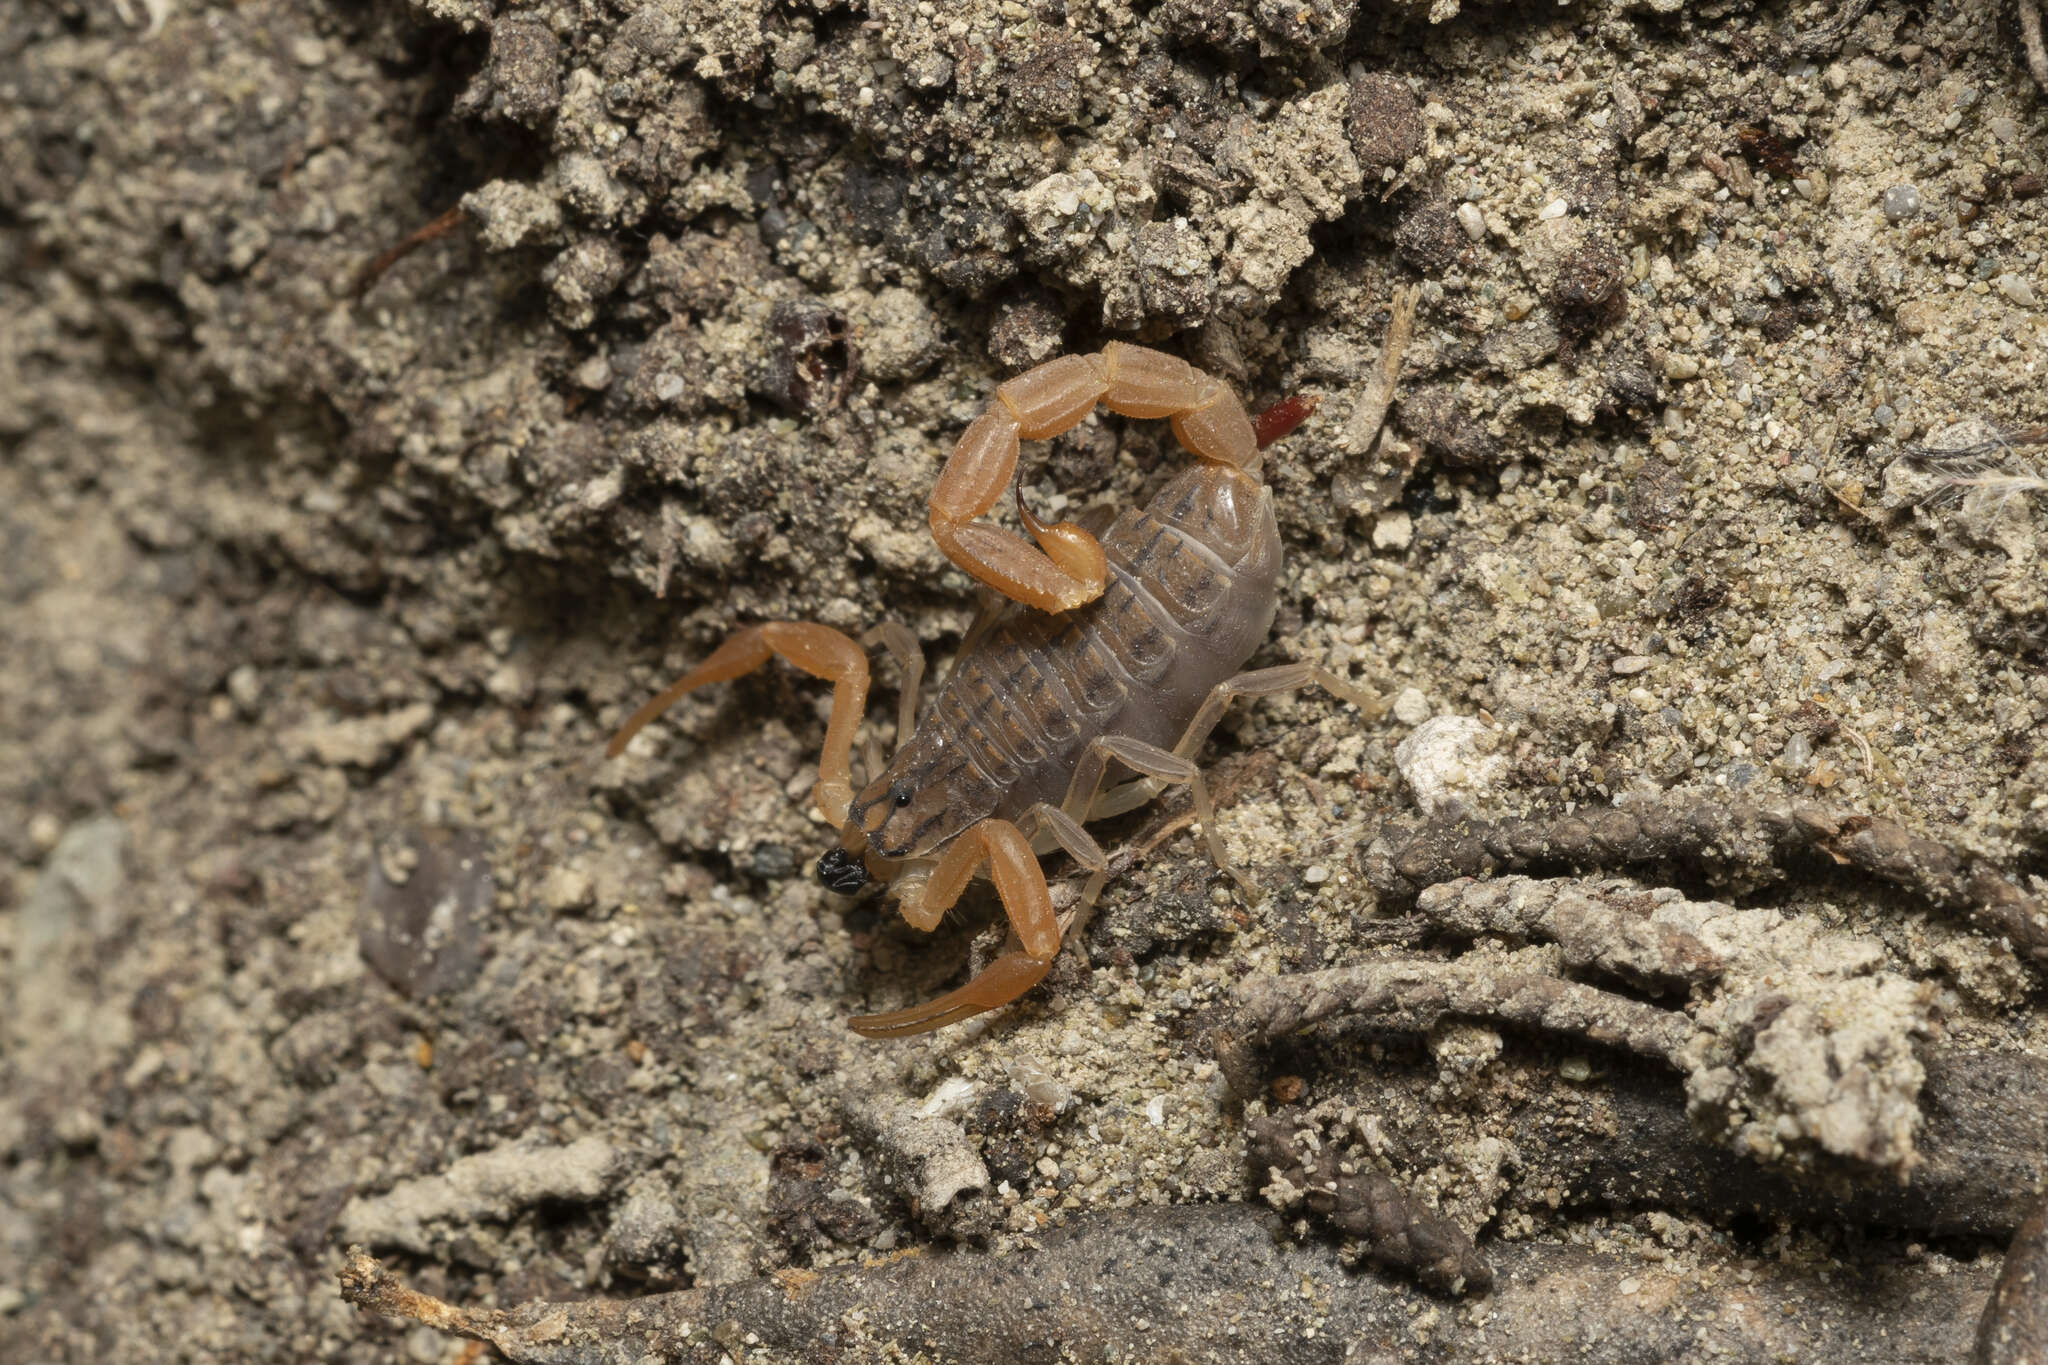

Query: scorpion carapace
[607,342,1372,1038]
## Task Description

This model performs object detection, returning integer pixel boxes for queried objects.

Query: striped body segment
[863,464,1281,857]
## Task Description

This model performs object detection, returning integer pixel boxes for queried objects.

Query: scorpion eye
[889,783,913,808]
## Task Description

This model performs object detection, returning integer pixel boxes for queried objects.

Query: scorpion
[607,342,1373,1037]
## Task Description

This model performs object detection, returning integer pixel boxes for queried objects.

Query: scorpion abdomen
[917,462,1282,824]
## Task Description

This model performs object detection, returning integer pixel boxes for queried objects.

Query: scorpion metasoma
[607,342,1374,1037]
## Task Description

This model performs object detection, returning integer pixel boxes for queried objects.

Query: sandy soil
[3,0,2046,1359]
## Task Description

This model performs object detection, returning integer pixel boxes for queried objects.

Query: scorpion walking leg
[1061,734,1253,898]
[605,622,870,827]
[1171,663,1381,765]
[1089,664,1380,822]
[1019,802,1111,930]
[848,818,1061,1038]
[861,621,925,756]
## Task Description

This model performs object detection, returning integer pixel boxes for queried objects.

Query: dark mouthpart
[816,847,869,894]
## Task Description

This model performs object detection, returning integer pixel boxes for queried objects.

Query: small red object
[1253,393,1320,450]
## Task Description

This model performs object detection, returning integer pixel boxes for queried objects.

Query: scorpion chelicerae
[608,342,1372,1037]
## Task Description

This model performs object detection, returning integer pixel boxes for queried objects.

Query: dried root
[1236,952,1694,1065]
[1977,1196,2048,1364]
[1410,877,1938,1172]
[1361,797,2048,971]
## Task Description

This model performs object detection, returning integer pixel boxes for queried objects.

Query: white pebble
[1392,687,1431,726]
[1395,716,1508,817]
[1537,197,1569,220]
[1371,510,1413,550]
[1456,202,1486,242]
[1303,865,1330,885]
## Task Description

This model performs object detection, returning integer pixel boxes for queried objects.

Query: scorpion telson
[607,341,1374,1037]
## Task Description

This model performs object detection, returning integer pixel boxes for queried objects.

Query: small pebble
[1392,687,1431,726]
[1662,353,1700,380]
[28,812,62,851]
[1996,274,2036,307]
[1611,655,1651,676]
[1455,202,1486,242]
[1619,1277,1641,1295]
[749,844,797,879]
[222,665,261,711]
[1303,865,1330,885]
[1882,184,1921,222]
[1559,1056,1592,1082]
[540,863,594,913]
[1372,510,1414,551]
[1536,197,1568,221]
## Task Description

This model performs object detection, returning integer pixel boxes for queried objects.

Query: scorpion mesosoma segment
[607,342,1373,1038]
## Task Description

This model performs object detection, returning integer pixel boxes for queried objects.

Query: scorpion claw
[848,952,1052,1038]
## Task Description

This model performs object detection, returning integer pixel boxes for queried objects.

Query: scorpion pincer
[607,342,1373,1037]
